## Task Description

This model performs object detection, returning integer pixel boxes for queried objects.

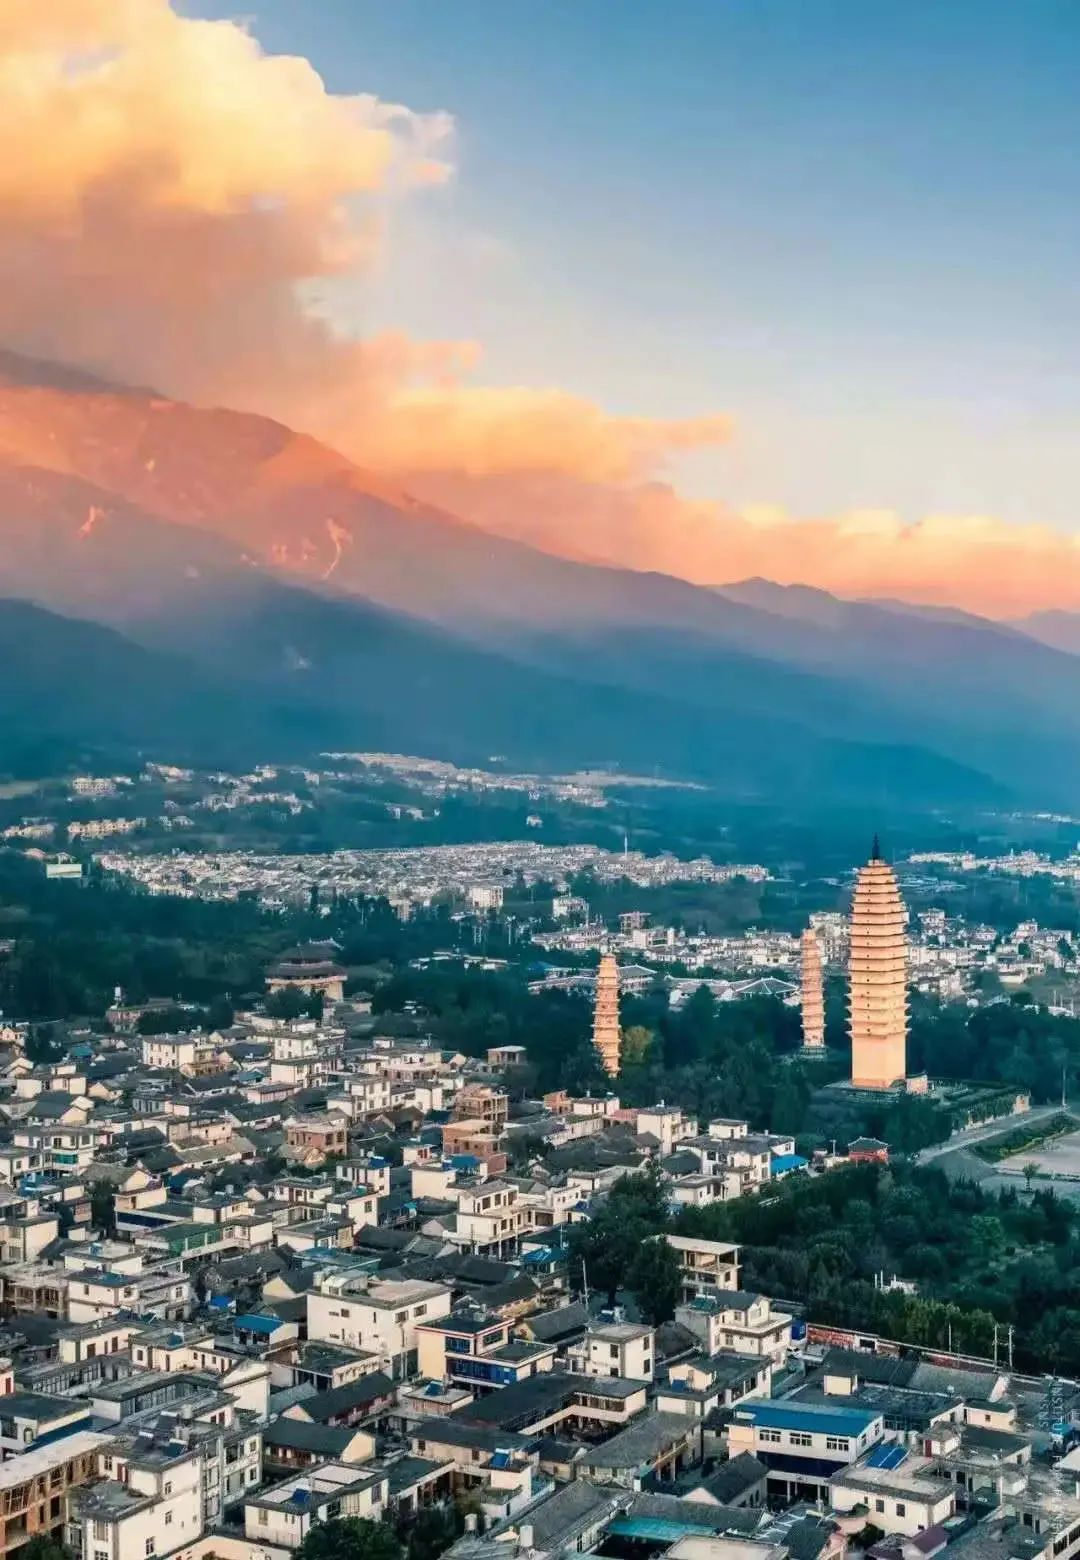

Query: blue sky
[188,0,1080,530]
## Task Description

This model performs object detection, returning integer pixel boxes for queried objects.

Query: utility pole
[1008,1324,1014,1370]
[582,1258,590,1312]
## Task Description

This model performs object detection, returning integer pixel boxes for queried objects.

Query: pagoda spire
[870,832,882,862]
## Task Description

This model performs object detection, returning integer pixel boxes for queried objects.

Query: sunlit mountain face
[0,350,1076,808]
[0,3,1078,805]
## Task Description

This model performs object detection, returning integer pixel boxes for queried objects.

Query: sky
[3,0,1079,615]
[184,0,1080,530]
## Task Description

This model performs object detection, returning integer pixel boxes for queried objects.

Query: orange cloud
[408,473,1080,619]
[0,0,727,491]
[0,0,1074,618]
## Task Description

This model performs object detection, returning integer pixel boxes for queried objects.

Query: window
[95,1550,109,1560]
[825,1436,850,1453]
[145,1543,155,1557]
[609,1345,619,1359]
[896,1505,906,1518]
[164,1483,172,1496]
[758,1429,781,1445]
[875,1500,885,1515]
[788,1432,812,1448]
[165,1514,173,1527]
[259,1510,268,1526]
[93,1522,109,1541]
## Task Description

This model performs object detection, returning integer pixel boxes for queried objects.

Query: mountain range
[0,349,1077,810]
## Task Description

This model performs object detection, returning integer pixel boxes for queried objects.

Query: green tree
[296,1519,403,1560]
[265,986,308,1020]
[403,1506,461,1560]
[566,1164,671,1304]
[138,1006,193,1035]
[969,1214,1008,1265]
[25,1024,64,1064]
[20,1538,70,1560]
[628,1237,683,1325]
[90,1182,116,1238]
[620,1025,657,1069]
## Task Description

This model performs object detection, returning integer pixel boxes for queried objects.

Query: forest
[568,1158,1080,1376]
[679,1157,1080,1375]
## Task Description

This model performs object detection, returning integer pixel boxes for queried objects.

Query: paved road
[916,1103,1064,1164]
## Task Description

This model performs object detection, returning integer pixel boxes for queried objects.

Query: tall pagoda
[592,952,621,1076]
[848,836,908,1089]
[800,926,826,1051]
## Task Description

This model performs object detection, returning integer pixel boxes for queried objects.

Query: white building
[567,1314,655,1382]
[306,1276,452,1378]
[245,1463,388,1549]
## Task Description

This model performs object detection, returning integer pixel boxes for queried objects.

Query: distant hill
[1011,610,1080,656]
[0,348,1072,807]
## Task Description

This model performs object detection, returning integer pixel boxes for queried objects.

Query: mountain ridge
[0,350,1075,806]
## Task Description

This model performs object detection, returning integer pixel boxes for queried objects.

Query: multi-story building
[307,1276,453,1378]
[676,1293,793,1364]
[71,1428,204,1560]
[453,1180,526,1256]
[416,1307,555,1392]
[244,1463,388,1549]
[0,1431,109,1560]
[567,1315,655,1383]
[728,1400,884,1503]
[664,1234,741,1300]
[284,1113,348,1161]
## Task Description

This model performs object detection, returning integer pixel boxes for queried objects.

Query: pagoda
[848,836,908,1089]
[800,926,826,1051]
[592,952,621,1076]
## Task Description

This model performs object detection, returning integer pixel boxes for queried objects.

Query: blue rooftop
[735,1401,881,1437]
[867,1443,908,1470]
[609,1519,718,1542]
[771,1153,808,1173]
[234,1313,282,1335]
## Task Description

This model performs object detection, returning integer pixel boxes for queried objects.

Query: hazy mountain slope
[1012,610,1080,656]
[0,598,338,774]
[0,587,995,807]
[0,350,1069,804]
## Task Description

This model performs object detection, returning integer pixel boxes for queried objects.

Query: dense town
[0,808,1077,1560]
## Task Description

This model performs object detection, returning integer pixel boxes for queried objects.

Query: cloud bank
[0,0,1075,618]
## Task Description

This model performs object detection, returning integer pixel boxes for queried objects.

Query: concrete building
[800,927,826,1051]
[592,953,621,1077]
[244,1462,388,1549]
[849,839,908,1090]
[830,1455,956,1536]
[675,1294,793,1365]
[728,1400,884,1503]
[415,1307,555,1390]
[0,1430,109,1560]
[307,1276,453,1378]
[567,1315,655,1383]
